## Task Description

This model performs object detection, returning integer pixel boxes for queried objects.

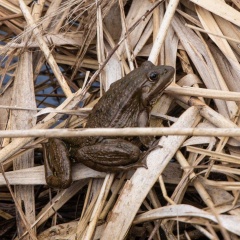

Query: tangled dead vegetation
[0,0,240,239]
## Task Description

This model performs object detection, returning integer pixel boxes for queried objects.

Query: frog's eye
[149,72,159,81]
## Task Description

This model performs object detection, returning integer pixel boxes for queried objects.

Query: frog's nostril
[164,68,168,74]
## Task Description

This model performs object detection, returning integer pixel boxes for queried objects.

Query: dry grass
[0,0,240,239]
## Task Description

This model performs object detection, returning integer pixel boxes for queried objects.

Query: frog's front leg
[42,139,72,189]
[138,110,155,147]
[72,138,145,172]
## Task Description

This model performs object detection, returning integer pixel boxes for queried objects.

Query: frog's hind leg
[43,139,72,189]
[73,138,145,172]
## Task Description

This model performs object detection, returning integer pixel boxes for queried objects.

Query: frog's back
[86,72,141,128]
[86,62,154,128]
[86,74,142,128]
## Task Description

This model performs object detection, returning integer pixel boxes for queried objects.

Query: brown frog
[43,61,174,188]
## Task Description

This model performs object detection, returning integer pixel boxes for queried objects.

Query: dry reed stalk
[0,163,106,185]
[0,0,240,239]
[190,0,240,27]
[167,84,240,101]
[19,0,72,97]
[149,0,179,63]
[80,174,114,239]
[10,49,36,239]
[2,127,240,138]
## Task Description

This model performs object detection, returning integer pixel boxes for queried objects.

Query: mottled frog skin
[43,61,174,188]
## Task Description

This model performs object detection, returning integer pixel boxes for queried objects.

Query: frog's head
[140,61,174,107]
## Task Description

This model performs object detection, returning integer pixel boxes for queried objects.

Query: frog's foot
[42,139,72,189]
[73,138,143,172]
[139,143,163,166]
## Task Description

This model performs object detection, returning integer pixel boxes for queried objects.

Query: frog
[43,61,175,188]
